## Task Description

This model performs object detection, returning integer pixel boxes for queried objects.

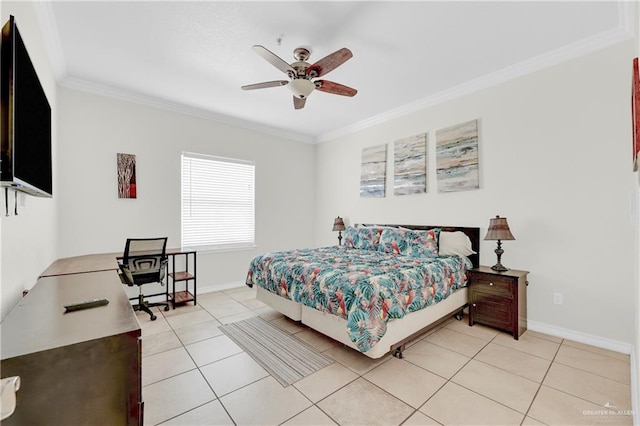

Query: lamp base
[490,263,509,272]
[491,240,509,272]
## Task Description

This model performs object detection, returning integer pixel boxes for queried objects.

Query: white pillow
[439,231,476,257]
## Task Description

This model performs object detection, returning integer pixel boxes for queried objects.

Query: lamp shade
[332,216,346,231]
[484,216,515,241]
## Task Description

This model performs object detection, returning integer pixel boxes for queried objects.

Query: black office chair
[118,237,170,321]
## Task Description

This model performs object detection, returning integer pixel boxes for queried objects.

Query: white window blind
[181,152,255,251]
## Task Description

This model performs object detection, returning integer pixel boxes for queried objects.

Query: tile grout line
[143,290,633,426]
[384,319,496,425]
[519,337,564,425]
[153,303,224,425]
[187,288,319,426]
[146,305,472,424]
[416,328,534,423]
[142,290,255,425]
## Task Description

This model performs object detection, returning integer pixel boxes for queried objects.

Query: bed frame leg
[392,345,405,359]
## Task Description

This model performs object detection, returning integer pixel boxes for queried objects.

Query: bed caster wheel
[392,347,404,359]
[150,314,157,321]
[164,305,170,311]
[454,309,464,321]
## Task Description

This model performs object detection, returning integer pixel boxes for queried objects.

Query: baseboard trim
[527,319,633,354]
[198,281,245,294]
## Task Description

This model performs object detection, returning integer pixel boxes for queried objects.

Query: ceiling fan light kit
[289,78,315,99]
[241,45,357,109]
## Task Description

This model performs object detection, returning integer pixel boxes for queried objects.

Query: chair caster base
[164,305,170,311]
[150,314,157,321]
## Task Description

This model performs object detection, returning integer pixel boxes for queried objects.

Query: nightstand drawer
[471,274,513,298]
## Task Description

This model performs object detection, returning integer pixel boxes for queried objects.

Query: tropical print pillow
[378,227,440,257]
[343,226,383,250]
[411,228,440,257]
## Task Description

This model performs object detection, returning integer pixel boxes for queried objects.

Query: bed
[245,224,480,359]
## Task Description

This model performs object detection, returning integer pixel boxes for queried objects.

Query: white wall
[56,88,316,289]
[0,2,58,320]
[1,0,636,352]
[316,40,637,346]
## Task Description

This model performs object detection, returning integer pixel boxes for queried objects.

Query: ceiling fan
[241,45,357,110]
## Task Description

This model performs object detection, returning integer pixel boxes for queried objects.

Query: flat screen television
[1,15,52,197]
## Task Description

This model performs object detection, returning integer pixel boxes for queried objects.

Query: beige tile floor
[137,287,633,425]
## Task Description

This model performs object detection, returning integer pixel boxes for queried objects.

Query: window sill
[181,245,257,255]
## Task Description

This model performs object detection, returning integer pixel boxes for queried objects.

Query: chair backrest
[122,237,168,285]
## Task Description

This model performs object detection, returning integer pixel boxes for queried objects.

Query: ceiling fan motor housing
[291,62,308,75]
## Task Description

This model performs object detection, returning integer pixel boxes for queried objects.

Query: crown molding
[33,1,314,144]
[61,76,315,144]
[34,0,635,146]
[317,21,635,143]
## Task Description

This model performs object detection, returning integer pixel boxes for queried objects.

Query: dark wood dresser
[0,269,142,425]
[468,266,529,339]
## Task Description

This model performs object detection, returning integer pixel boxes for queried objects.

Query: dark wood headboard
[359,224,480,268]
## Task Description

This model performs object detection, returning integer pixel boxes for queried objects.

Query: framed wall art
[117,153,137,198]
[633,58,639,172]
[436,119,479,193]
[360,144,387,197]
[394,133,427,196]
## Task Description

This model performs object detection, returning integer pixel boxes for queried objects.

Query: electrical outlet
[553,292,563,305]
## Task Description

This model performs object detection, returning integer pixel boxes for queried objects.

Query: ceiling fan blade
[293,96,306,110]
[306,48,353,78]
[252,45,295,75]
[241,80,289,90]
[315,80,357,97]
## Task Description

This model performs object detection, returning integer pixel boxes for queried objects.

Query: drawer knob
[488,282,494,286]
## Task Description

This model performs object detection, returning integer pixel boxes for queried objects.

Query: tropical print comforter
[245,246,472,353]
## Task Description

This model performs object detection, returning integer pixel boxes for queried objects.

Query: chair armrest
[159,258,168,282]
[118,263,135,286]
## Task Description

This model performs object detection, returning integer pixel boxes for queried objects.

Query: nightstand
[468,266,529,339]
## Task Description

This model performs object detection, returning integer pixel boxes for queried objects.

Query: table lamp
[484,215,515,271]
[332,216,346,245]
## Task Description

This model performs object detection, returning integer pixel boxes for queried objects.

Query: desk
[1,270,142,425]
[39,252,120,277]
[42,249,198,311]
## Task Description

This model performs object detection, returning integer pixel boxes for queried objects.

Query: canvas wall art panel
[117,153,137,198]
[394,133,427,196]
[436,119,479,193]
[633,57,639,172]
[360,144,387,197]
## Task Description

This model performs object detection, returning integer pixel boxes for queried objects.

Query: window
[181,152,255,251]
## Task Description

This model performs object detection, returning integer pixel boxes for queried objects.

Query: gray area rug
[219,316,334,386]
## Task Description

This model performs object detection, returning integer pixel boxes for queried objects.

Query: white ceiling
[34,1,634,143]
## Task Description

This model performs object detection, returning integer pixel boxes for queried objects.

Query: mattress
[246,245,472,353]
